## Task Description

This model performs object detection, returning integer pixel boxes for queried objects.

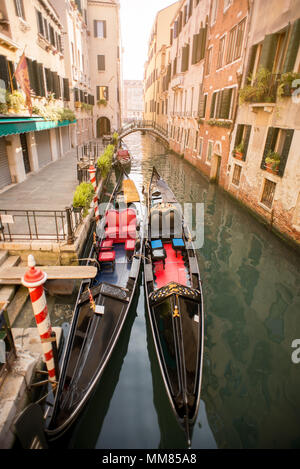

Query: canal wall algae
[63,133,300,449]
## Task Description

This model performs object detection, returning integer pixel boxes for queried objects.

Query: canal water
[34,133,300,449]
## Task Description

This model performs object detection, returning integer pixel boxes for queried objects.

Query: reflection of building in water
[122,80,144,123]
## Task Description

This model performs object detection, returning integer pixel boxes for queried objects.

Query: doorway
[20,133,31,174]
[97,117,111,137]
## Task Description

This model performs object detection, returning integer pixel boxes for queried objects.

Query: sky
[119,0,178,81]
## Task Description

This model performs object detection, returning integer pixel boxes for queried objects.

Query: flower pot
[234,151,244,160]
[265,162,279,174]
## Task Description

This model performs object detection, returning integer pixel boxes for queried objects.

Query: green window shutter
[244,44,257,84]
[98,55,105,71]
[37,63,45,97]
[234,124,244,148]
[192,34,198,65]
[259,34,278,71]
[0,55,10,90]
[261,127,276,169]
[283,19,300,72]
[278,129,294,176]
[63,78,70,101]
[243,125,252,159]
[219,88,232,119]
[210,92,216,118]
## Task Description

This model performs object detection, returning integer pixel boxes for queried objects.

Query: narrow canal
[61,133,299,449]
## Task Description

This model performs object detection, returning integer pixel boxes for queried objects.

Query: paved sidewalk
[0,149,79,211]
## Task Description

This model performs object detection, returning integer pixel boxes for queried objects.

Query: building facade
[144,1,180,125]
[88,0,122,138]
[227,0,300,244]
[0,0,73,190]
[144,0,300,247]
[52,0,94,147]
[122,80,143,123]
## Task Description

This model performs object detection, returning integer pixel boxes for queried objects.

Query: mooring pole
[21,255,58,389]
[88,164,100,223]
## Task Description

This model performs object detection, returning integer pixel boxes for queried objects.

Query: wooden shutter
[243,125,252,159]
[103,20,107,38]
[74,88,79,102]
[278,129,294,176]
[37,63,45,97]
[259,34,278,71]
[8,61,17,92]
[36,10,44,36]
[189,0,193,17]
[94,20,98,37]
[174,21,178,39]
[45,68,53,94]
[220,88,232,119]
[63,78,70,101]
[234,124,244,148]
[98,55,105,71]
[283,19,300,72]
[170,28,173,46]
[244,44,257,84]
[31,60,40,95]
[198,93,207,118]
[192,34,198,65]
[210,92,216,118]
[0,55,10,90]
[261,127,277,169]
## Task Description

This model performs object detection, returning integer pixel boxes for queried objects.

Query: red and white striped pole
[21,255,57,387]
[88,164,100,222]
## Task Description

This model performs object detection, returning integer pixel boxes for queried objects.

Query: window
[198,137,203,159]
[223,0,232,12]
[210,87,235,119]
[211,0,218,25]
[198,88,207,118]
[191,26,207,65]
[194,131,198,150]
[205,47,213,75]
[97,55,105,71]
[49,25,56,47]
[14,0,25,19]
[226,19,246,64]
[233,124,252,160]
[232,164,242,186]
[261,179,276,208]
[261,127,294,177]
[217,35,226,69]
[36,10,44,36]
[44,19,49,41]
[94,20,107,38]
[207,140,213,163]
[97,86,109,101]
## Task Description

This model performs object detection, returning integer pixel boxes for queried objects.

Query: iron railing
[0,206,84,244]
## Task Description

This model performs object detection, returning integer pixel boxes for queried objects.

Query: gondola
[114,141,132,173]
[44,172,144,441]
[143,167,204,447]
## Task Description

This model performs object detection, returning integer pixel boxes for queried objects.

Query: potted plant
[277,72,300,98]
[97,99,107,107]
[265,150,281,174]
[239,67,274,104]
[233,140,245,160]
[6,90,25,113]
[75,101,82,109]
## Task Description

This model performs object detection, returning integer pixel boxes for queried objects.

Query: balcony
[239,70,281,107]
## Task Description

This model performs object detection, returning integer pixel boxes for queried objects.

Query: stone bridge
[117,120,169,145]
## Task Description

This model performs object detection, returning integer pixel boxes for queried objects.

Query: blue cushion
[172,238,185,248]
[151,240,163,249]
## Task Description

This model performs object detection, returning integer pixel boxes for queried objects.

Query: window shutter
[220,88,232,119]
[94,20,98,37]
[234,124,244,148]
[243,125,252,159]
[8,61,17,92]
[32,60,40,95]
[192,34,198,65]
[98,55,105,71]
[244,44,257,84]
[37,63,45,97]
[103,20,107,38]
[198,93,207,118]
[63,78,70,101]
[74,88,79,102]
[261,127,276,169]
[170,28,173,45]
[189,0,193,17]
[36,10,44,36]
[279,129,294,176]
[0,55,10,90]
[44,68,52,94]
[283,19,300,72]
[210,92,216,118]
[174,21,178,39]
[259,34,278,71]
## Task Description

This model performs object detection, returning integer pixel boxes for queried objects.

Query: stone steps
[0,253,21,319]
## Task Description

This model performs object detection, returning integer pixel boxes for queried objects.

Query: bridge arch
[118,120,169,146]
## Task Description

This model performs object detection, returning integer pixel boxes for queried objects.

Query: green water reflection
[68,133,300,449]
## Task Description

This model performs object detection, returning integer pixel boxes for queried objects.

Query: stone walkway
[0,149,79,211]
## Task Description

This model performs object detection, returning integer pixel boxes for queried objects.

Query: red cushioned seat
[98,251,115,262]
[100,239,114,250]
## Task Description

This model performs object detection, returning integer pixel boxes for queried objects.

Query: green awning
[0,117,76,137]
